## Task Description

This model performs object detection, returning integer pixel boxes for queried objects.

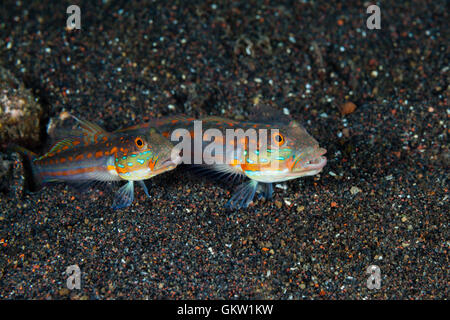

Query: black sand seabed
[0,0,448,299]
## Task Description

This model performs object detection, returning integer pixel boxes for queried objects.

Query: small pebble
[350,186,361,195]
[339,102,357,116]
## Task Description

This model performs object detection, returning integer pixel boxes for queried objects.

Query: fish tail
[8,144,43,189]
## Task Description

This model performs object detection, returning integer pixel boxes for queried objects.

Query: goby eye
[135,137,144,148]
[272,133,285,146]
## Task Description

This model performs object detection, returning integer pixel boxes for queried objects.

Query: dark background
[0,0,448,299]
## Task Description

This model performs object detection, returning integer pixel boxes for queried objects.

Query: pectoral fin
[112,181,134,209]
[138,180,150,198]
[257,183,273,200]
[225,179,258,210]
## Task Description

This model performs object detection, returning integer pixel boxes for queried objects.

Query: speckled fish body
[34,134,169,183]
[129,113,327,209]
[17,117,178,209]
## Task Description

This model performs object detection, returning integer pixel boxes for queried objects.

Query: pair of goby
[15,112,327,210]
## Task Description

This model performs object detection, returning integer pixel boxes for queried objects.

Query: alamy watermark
[66,5,81,30]
[169,121,286,168]
[366,265,381,289]
[66,264,81,290]
[366,5,381,29]
[65,4,380,31]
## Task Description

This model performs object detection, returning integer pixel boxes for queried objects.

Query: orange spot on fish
[241,163,275,171]
[148,159,156,171]
[285,157,295,170]
[116,166,128,174]
[95,151,103,158]
[110,147,118,154]
[59,158,66,163]
[72,140,80,146]
[229,159,241,166]
[86,153,93,159]
[75,154,84,161]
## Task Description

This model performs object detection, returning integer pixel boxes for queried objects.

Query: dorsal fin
[248,104,291,125]
[202,116,231,122]
[48,138,76,152]
[36,137,79,160]
[71,115,108,135]
[70,115,110,144]
[115,115,193,133]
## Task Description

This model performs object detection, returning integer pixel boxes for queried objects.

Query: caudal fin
[7,144,42,189]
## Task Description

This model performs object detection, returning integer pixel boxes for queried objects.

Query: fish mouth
[152,156,181,175]
[302,155,327,171]
[291,147,327,175]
